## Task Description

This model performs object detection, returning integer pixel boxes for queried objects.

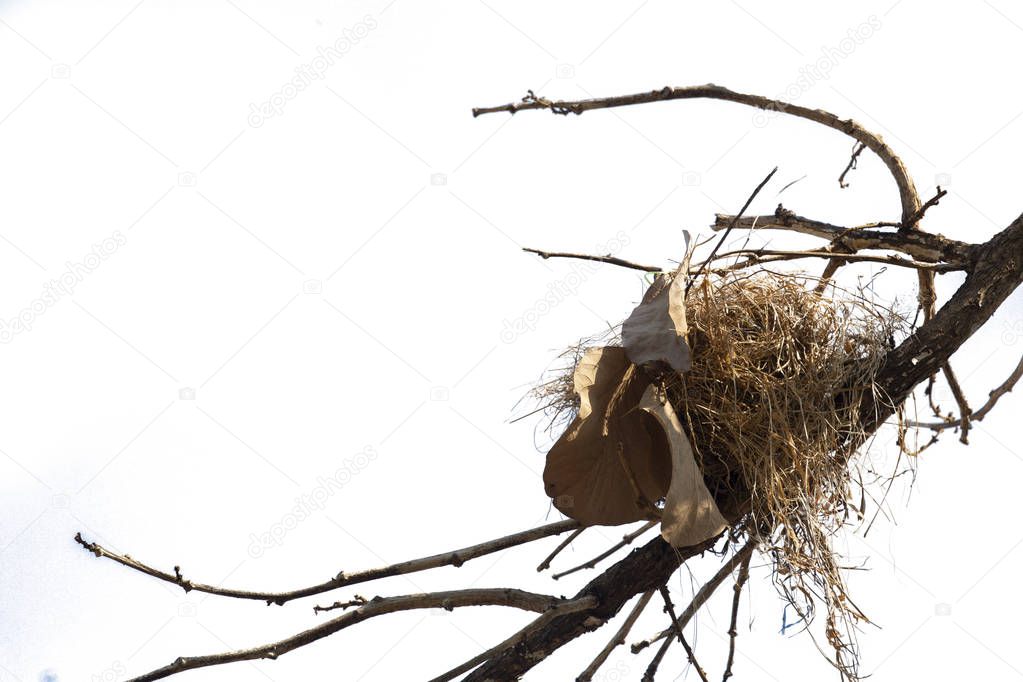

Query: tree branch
[710,211,974,265]
[553,520,658,580]
[577,590,655,681]
[128,589,591,681]
[522,247,662,272]
[74,520,579,605]
[660,585,711,682]
[472,84,921,225]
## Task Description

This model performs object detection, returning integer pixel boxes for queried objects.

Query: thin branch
[127,589,591,682]
[904,186,948,228]
[313,594,366,613]
[427,595,599,682]
[632,540,757,653]
[942,362,972,444]
[813,256,847,294]
[688,166,778,293]
[641,629,675,681]
[710,211,974,265]
[838,142,866,189]
[537,527,586,572]
[910,351,1023,431]
[553,520,659,580]
[701,247,958,273]
[659,585,710,682]
[722,552,753,681]
[464,533,723,680]
[472,84,922,225]
[522,247,662,272]
[577,590,655,682]
[73,519,580,605]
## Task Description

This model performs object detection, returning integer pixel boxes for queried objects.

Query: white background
[2,1,1023,681]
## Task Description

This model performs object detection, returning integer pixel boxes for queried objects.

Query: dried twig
[710,211,973,265]
[73,520,580,605]
[641,631,675,681]
[722,552,753,681]
[522,247,662,272]
[838,142,866,189]
[702,247,959,273]
[632,540,757,652]
[942,362,972,444]
[312,594,366,614]
[128,589,593,681]
[553,520,659,580]
[659,585,711,682]
[577,590,655,681]
[688,167,778,292]
[902,186,948,230]
[911,351,1023,431]
[537,527,586,572]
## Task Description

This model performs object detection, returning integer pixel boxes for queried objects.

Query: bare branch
[128,589,591,682]
[710,211,974,265]
[659,585,711,682]
[688,166,778,292]
[703,247,959,273]
[722,551,753,681]
[553,520,659,580]
[472,84,922,224]
[74,520,580,605]
[427,595,599,682]
[838,142,866,189]
[904,186,948,228]
[641,631,675,681]
[942,362,972,444]
[577,590,655,682]
[537,527,586,572]
[632,540,757,653]
[910,351,1023,432]
[522,247,662,272]
[312,594,366,614]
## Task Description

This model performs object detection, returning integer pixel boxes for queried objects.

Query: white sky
[2,1,1023,680]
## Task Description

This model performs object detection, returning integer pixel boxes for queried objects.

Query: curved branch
[127,589,592,682]
[473,84,921,224]
[74,520,580,605]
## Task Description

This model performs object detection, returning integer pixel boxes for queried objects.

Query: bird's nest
[536,269,911,677]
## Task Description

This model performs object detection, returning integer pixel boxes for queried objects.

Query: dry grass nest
[536,269,911,678]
